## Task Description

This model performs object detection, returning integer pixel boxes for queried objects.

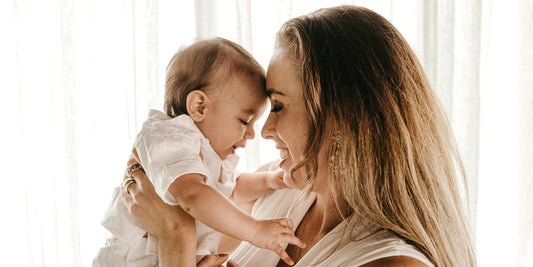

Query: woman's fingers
[124,151,140,179]
[120,184,133,205]
[132,169,155,192]
[197,254,229,267]
[121,175,139,197]
[122,178,136,195]
[124,167,155,199]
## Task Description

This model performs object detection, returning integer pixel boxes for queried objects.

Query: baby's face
[199,76,268,160]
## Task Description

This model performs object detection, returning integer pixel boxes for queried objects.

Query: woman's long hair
[278,6,476,266]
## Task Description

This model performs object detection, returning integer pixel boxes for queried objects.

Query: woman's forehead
[266,52,301,98]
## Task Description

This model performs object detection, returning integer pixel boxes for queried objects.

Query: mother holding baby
[122,5,476,267]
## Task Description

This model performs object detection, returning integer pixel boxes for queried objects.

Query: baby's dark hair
[164,37,265,117]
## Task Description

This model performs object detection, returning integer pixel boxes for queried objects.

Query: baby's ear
[186,90,209,122]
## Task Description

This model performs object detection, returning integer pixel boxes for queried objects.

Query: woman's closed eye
[239,119,249,125]
[270,103,283,113]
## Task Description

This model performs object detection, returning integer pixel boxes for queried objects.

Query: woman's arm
[121,163,198,267]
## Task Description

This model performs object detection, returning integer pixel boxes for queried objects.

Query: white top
[230,188,434,267]
[135,110,239,203]
[101,110,239,260]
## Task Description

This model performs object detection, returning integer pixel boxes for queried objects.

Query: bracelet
[127,162,144,177]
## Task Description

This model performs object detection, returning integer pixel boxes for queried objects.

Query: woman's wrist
[158,235,196,267]
[157,207,198,267]
[158,205,196,239]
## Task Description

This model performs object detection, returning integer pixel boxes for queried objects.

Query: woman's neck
[309,189,344,236]
[276,178,344,267]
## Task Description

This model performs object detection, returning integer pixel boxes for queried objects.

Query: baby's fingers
[197,254,229,267]
[281,232,306,249]
[277,218,294,230]
[275,245,295,266]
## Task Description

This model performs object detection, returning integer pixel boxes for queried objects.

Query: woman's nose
[244,124,255,140]
[261,113,275,140]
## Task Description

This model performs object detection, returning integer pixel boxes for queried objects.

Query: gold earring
[329,130,347,175]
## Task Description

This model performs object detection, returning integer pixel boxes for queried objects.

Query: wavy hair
[278,6,476,266]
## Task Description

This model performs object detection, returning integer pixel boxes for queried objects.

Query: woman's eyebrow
[239,108,256,115]
[266,88,286,97]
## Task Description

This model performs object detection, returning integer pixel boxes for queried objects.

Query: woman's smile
[279,148,289,160]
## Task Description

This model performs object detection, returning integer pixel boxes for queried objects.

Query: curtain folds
[1,0,531,266]
[516,0,533,265]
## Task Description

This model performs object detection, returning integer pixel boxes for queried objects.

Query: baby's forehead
[228,78,268,106]
[218,71,266,93]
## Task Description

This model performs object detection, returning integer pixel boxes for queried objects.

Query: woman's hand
[121,150,198,266]
[122,158,195,239]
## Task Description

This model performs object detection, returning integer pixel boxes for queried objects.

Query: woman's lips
[280,149,289,160]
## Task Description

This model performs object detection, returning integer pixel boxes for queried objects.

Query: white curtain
[0,0,531,266]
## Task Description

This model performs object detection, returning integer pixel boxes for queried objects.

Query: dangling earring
[329,130,347,175]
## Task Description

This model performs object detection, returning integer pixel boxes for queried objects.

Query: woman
[123,5,476,267]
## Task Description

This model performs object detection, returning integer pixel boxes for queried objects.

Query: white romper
[93,110,239,267]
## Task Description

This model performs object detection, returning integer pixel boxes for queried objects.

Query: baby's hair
[164,37,265,117]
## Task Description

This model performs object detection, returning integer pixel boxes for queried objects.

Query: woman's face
[261,50,309,188]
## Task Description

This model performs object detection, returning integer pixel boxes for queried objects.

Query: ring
[127,162,144,177]
[122,177,136,194]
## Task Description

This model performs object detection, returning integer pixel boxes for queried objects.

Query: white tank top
[230,188,434,267]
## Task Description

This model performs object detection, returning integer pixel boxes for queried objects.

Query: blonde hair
[278,6,476,266]
[164,37,265,117]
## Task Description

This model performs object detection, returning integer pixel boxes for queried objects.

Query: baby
[93,37,302,267]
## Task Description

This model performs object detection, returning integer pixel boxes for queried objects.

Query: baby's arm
[168,174,304,265]
[230,170,288,204]
[219,162,282,254]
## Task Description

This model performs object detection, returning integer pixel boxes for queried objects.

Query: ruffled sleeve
[134,110,208,205]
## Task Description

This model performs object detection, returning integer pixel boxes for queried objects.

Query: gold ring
[122,177,136,194]
[127,163,144,177]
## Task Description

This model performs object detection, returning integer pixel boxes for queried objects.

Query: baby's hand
[250,218,305,266]
[266,169,289,190]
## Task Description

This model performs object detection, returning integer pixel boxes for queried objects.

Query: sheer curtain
[0,0,531,266]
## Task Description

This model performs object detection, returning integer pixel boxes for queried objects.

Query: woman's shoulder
[329,230,434,267]
[296,225,434,267]
[360,256,429,267]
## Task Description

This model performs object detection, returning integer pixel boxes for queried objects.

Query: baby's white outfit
[93,110,239,267]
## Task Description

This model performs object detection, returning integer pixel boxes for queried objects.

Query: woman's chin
[279,158,302,189]
[279,156,292,171]
[282,172,298,189]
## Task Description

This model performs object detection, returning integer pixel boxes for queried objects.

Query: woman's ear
[186,90,209,122]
